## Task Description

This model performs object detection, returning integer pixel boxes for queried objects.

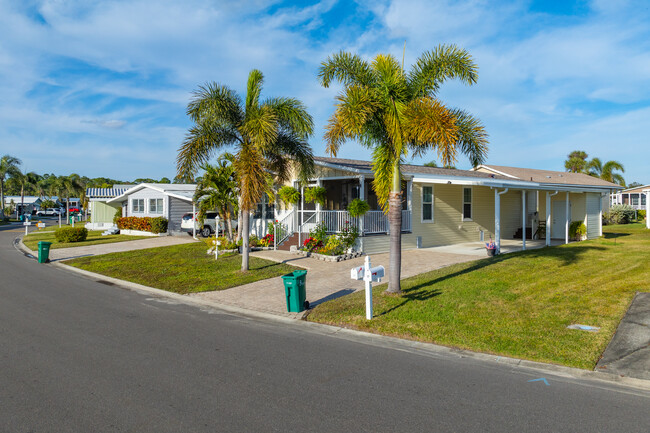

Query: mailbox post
[350,255,384,320]
[24,221,31,235]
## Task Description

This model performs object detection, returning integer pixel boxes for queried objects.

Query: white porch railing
[296,209,412,235]
[274,210,295,247]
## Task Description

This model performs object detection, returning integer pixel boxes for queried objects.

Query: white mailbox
[351,265,365,281]
[364,265,385,283]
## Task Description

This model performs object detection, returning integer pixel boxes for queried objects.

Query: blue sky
[1,0,649,184]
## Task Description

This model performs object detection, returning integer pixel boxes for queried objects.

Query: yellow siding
[410,183,496,247]
[361,233,418,254]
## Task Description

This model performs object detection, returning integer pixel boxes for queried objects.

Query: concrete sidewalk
[190,249,478,318]
[41,236,198,261]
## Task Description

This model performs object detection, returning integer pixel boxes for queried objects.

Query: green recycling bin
[281,270,308,313]
[38,241,52,263]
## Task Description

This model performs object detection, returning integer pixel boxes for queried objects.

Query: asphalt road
[1,223,649,432]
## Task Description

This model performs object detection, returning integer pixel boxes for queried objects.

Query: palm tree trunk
[225,207,234,241]
[235,196,242,243]
[385,162,403,294]
[241,209,250,271]
[386,192,403,294]
[0,181,4,218]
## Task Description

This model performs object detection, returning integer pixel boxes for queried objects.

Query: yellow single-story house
[259,157,623,254]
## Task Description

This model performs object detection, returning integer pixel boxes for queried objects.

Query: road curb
[13,234,650,392]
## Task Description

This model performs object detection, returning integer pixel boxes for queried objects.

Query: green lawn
[65,242,298,294]
[23,226,150,250]
[307,223,650,369]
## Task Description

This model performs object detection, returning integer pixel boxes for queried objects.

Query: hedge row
[116,216,168,234]
[55,227,88,243]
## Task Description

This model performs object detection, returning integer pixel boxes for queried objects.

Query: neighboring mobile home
[85,186,133,230]
[107,183,197,235]
[610,184,650,210]
[256,157,623,254]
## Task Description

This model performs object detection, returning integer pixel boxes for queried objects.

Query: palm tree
[0,155,22,218]
[564,150,589,173]
[11,169,39,216]
[586,158,625,186]
[319,46,488,294]
[194,153,239,240]
[52,175,83,215]
[177,69,315,271]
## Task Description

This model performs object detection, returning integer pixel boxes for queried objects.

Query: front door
[552,200,571,239]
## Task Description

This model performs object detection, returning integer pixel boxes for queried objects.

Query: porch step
[513,227,532,240]
[276,232,309,251]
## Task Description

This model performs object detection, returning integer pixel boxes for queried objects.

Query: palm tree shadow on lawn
[376,244,606,316]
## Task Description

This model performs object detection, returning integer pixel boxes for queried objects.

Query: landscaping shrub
[150,217,168,234]
[237,234,259,247]
[113,208,122,224]
[637,209,646,221]
[569,221,586,240]
[604,204,635,225]
[116,216,168,234]
[55,227,88,243]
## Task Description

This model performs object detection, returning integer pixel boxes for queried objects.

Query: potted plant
[485,238,497,256]
[304,186,327,207]
[278,186,300,206]
[347,198,370,218]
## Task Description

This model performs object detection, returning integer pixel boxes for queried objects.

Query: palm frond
[371,145,398,212]
[265,97,314,140]
[447,108,489,167]
[408,44,478,98]
[245,69,264,113]
[176,124,239,179]
[186,82,244,126]
[318,51,374,88]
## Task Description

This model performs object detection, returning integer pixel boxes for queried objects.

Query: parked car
[36,208,64,217]
[181,212,238,238]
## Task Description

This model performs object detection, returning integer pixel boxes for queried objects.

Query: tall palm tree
[177,69,315,271]
[194,153,239,240]
[564,150,588,173]
[319,46,488,294]
[0,155,22,217]
[586,158,625,186]
[11,169,39,215]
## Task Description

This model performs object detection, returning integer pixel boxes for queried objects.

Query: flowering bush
[116,216,168,234]
[302,236,323,252]
[485,239,496,249]
[259,233,274,247]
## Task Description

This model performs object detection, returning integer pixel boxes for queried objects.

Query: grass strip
[307,223,649,369]
[23,226,150,250]
[65,242,298,294]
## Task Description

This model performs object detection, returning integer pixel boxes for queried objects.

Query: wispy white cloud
[0,0,649,183]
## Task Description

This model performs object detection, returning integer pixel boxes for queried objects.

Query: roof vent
[546,175,551,178]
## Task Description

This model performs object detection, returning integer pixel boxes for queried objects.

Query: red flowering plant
[302,236,323,252]
[259,233,274,247]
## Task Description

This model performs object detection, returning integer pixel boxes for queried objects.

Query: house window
[422,186,433,222]
[254,201,275,219]
[463,187,472,221]
[132,198,144,213]
[642,195,647,206]
[632,194,639,206]
[149,198,163,214]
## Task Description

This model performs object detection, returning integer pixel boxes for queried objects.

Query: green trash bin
[281,270,308,313]
[38,241,52,263]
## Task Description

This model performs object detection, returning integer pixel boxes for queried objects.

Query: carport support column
[495,188,508,254]
[358,176,365,235]
[565,192,570,244]
[646,191,650,229]
[316,179,322,225]
[521,190,526,251]
[546,191,558,247]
